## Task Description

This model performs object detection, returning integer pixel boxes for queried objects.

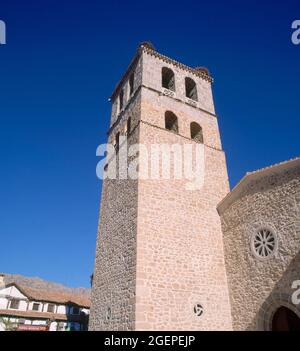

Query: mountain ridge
[1,273,90,299]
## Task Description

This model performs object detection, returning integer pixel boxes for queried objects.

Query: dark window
[18,319,26,325]
[165,111,178,134]
[47,304,55,313]
[32,303,40,311]
[115,132,120,151]
[185,77,198,101]
[127,117,131,135]
[119,90,124,111]
[10,299,20,310]
[190,122,203,143]
[162,67,175,91]
[129,74,134,96]
[72,307,80,315]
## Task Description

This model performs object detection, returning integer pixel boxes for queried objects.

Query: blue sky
[0,1,299,288]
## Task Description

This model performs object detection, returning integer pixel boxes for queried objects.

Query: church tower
[89,43,233,331]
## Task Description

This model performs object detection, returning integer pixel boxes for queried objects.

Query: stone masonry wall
[142,51,215,115]
[110,53,143,126]
[89,56,143,330]
[90,47,234,330]
[133,51,233,330]
[220,165,300,330]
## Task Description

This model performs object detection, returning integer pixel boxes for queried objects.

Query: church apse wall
[218,159,300,330]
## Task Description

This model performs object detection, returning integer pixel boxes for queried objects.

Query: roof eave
[109,43,214,101]
[217,157,300,215]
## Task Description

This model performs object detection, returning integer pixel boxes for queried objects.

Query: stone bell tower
[89,43,233,331]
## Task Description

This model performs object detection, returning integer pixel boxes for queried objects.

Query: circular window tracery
[251,228,277,259]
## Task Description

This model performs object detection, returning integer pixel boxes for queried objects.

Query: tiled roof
[245,156,300,177]
[217,156,300,214]
[4,283,90,308]
[140,43,213,82]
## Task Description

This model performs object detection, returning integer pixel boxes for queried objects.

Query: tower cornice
[139,43,213,83]
[110,42,213,101]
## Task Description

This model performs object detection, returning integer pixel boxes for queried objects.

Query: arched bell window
[119,89,124,111]
[129,73,134,96]
[185,77,198,101]
[190,122,203,143]
[165,111,178,133]
[162,67,175,92]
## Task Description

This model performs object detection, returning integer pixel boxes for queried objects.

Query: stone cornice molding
[139,44,213,83]
[217,157,300,215]
[108,84,218,137]
[110,42,213,101]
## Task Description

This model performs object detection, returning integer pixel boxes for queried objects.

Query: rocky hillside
[1,273,91,298]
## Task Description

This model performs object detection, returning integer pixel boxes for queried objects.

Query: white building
[0,276,90,331]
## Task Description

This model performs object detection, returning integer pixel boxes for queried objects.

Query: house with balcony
[0,275,90,331]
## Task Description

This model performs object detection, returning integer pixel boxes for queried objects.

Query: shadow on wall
[247,248,300,331]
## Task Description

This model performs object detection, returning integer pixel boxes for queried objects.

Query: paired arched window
[190,122,203,143]
[163,113,203,141]
[165,111,178,133]
[162,67,175,92]
[185,77,198,101]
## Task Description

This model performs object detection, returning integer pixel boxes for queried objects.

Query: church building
[89,43,300,331]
